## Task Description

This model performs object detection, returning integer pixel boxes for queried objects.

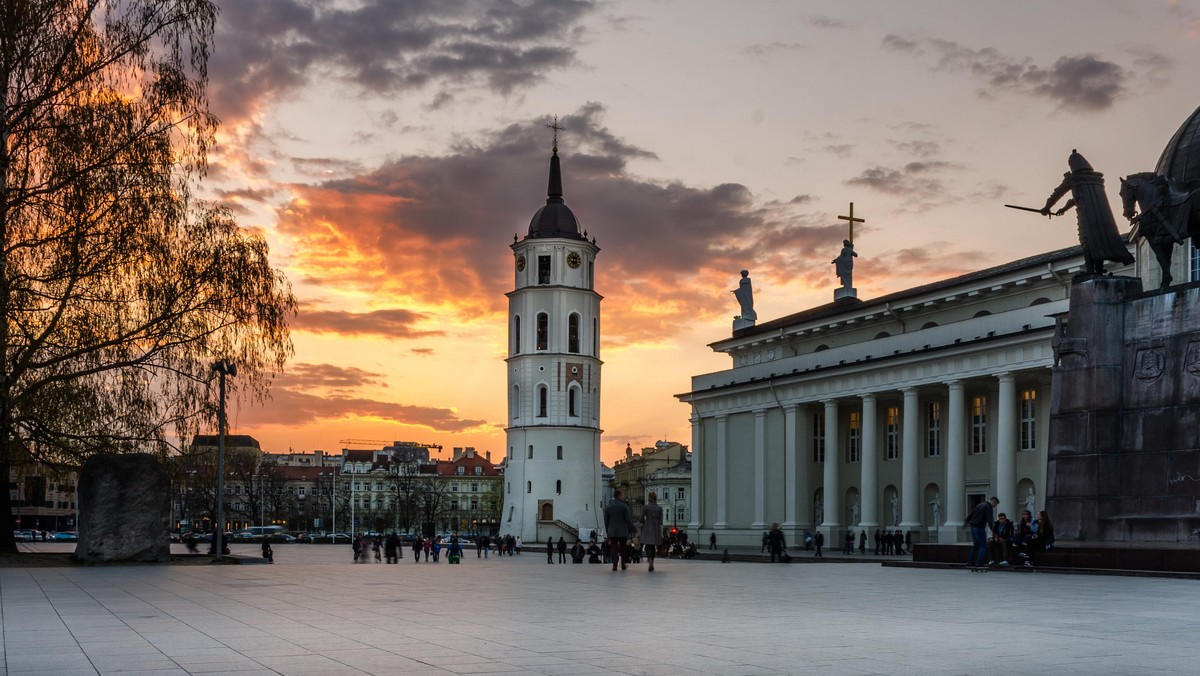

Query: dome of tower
[527,149,584,239]
[1156,103,1200,182]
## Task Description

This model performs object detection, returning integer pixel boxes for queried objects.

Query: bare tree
[0,1,295,552]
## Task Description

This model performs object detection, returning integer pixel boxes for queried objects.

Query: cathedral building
[678,244,1136,547]
[500,137,604,541]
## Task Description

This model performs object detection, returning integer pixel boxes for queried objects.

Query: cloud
[271,104,838,348]
[789,194,814,205]
[809,15,851,30]
[893,140,942,158]
[293,307,444,339]
[882,35,1135,113]
[742,41,806,60]
[242,387,490,431]
[275,363,386,390]
[209,0,597,122]
[824,144,854,158]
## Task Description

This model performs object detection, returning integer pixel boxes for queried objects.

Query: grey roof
[527,150,585,240]
[1157,103,1200,182]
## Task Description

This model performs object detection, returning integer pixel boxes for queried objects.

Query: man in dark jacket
[814,530,824,557]
[604,490,636,571]
[966,497,999,571]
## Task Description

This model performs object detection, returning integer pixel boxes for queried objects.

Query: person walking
[557,536,567,564]
[640,491,664,572]
[858,529,867,555]
[384,532,399,564]
[766,522,787,563]
[709,532,717,550]
[814,530,824,557]
[411,536,422,562]
[547,536,555,564]
[966,497,999,571]
[604,489,636,571]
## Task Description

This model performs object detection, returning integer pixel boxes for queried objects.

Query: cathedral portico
[679,245,1110,547]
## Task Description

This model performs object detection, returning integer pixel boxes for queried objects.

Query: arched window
[568,314,580,353]
[556,480,562,495]
[511,385,520,419]
[536,313,548,350]
[512,316,521,354]
[569,387,578,417]
[874,331,891,339]
[973,310,992,318]
[538,386,548,417]
[557,445,563,460]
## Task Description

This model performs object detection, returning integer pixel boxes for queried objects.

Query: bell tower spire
[546,116,565,201]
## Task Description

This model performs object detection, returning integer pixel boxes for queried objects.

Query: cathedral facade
[678,245,1134,546]
[499,142,604,542]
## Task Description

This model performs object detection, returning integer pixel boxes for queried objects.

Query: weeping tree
[0,1,296,553]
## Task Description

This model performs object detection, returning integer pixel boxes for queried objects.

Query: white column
[859,394,878,528]
[996,373,1018,519]
[900,387,921,529]
[688,414,702,532]
[752,409,767,529]
[942,381,966,542]
[822,400,840,537]
[782,404,800,530]
[715,414,728,529]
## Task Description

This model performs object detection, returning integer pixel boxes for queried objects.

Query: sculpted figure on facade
[832,240,857,288]
[732,269,757,321]
[1041,150,1134,275]
[929,493,941,527]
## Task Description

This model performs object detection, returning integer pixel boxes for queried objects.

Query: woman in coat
[640,491,665,572]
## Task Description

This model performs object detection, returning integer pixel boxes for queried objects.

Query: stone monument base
[834,286,857,301]
[76,453,171,563]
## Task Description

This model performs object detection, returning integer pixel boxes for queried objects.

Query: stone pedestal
[834,286,857,301]
[1048,277,1200,543]
[76,454,171,562]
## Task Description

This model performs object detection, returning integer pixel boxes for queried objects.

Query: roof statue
[732,270,756,331]
[1039,149,1133,276]
[833,202,863,301]
[1119,104,1200,289]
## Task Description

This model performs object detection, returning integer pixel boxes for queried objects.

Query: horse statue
[1119,172,1200,289]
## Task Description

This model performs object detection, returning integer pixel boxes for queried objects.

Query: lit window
[813,411,826,463]
[847,412,861,463]
[886,406,899,460]
[1020,389,1037,451]
[927,401,942,457]
[971,396,987,454]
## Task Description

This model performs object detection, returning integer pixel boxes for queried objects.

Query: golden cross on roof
[838,202,865,244]
[546,115,564,152]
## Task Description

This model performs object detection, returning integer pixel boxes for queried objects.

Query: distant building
[644,456,693,533]
[9,464,78,533]
[611,441,690,522]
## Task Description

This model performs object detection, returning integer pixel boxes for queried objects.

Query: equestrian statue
[1120,171,1200,289]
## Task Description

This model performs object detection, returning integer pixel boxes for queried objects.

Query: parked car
[294,533,313,544]
[13,530,34,542]
[53,531,78,541]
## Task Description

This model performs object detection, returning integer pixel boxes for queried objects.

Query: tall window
[569,387,578,417]
[1020,389,1037,451]
[536,313,548,350]
[538,386,548,417]
[813,411,826,463]
[538,255,551,284]
[528,445,533,459]
[557,445,563,460]
[511,385,520,419]
[556,480,562,495]
[512,316,521,354]
[847,412,861,463]
[971,395,988,454]
[927,401,942,457]
[593,318,598,356]
[1191,240,1199,282]
[886,406,900,460]
[568,314,580,353]
[527,481,532,493]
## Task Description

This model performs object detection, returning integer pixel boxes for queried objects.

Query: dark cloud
[893,140,942,158]
[294,307,443,339]
[210,0,596,122]
[882,35,1134,113]
[242,387,489,431]
[824,144,853,158]
[789,194,814,205]
[742,41,806,59]
[276,363,386,390]
[273,104,834,347]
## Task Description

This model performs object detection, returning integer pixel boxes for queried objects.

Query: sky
[200,0,1200,466]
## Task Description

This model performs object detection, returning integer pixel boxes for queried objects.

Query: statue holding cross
[832,203,863,298]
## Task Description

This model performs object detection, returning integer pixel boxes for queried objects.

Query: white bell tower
[501,128,603,542]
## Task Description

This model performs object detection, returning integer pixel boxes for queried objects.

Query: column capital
[715,413,728,422]
[754,409,767,419]
[996,372,1016,384]
[861,392,877,403]
[782,403,799,413]
[947,380,965,391]
[901,386,919,396]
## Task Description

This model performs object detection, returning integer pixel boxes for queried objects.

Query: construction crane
[338,439,391,450]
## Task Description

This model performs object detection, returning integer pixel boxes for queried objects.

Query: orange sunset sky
[200,1,1200,466]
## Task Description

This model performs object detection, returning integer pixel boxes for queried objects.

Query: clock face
[516,255,526,271]
[567,251,581,269]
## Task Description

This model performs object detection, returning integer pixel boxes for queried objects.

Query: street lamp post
[212,359,236,561]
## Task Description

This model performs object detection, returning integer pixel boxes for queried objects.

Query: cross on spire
[546,115,564,152]
[838,202,865,244]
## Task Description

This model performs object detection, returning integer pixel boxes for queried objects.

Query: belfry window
[538,386,548,417]
[536,313,548,350]
[538,255,551,284]
[513,316,521,354]
[568,314,580,353]
[569,388,578,417]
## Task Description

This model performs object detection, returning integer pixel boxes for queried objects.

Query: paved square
[2,543,1198,675]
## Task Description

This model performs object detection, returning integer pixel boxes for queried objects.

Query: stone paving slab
[2,543,1199,674]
